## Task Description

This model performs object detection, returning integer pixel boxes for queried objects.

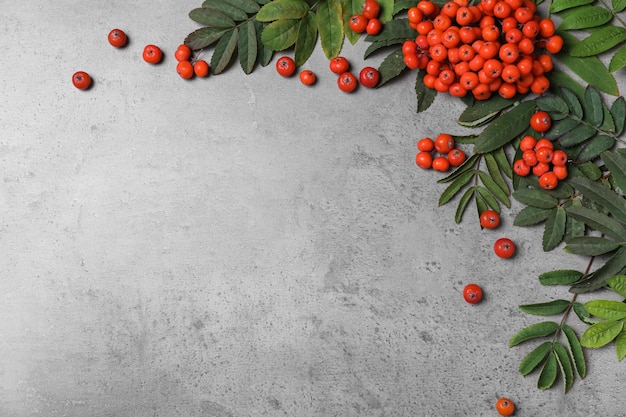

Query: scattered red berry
[108,29,127,48]
[276,56,296,77]
[359,66,380,88]
[194,60,210,77]
[495,397,515,416]
[479,209,501,229]
[494,237,516,258]
[175,44,192,62]
[299,69,316,85]
[143,44,163,64]
[72,71,92,90]
[463,283,483,304]
[337,72,358,92]
[329,56,350,74]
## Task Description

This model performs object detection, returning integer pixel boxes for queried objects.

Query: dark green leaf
[475,189,489,218]
[616,331,626,361]
[510,321,560,347]
[256,0,310,21]
[317,0,344,59]
[217,0,261,13]
[457,95,515,128]
[550,0,593,12]
[377,0,394,22]
[556,32,619,96]
[484,153,510,196]
[583,86,604,126]
[610,96,626,135]
[474,101,536,153]
[202,0,250,20]
[364,39,404,58]
[584,300,626,320]
[562,325,587,377]
[614,0,626,11]
[609,44,626,73]
[394,0,415,13]
[377,49,406,87]
[519,341,552,376]
[571,26,626,57]
[539,269,583,286]
[553,342,575,393]
[564,236,621,256]
[255,20,274,66]
[581,320,624,348]
[559,87,583,118]
[479,171,510,207]
[566,205,626,240]
[513,188,559,209]
[602,150,626,194]
[189,7,237,27]
[570,177,626,224]
[238,20,257,74]
[261,18,300,50]
[571,246,626,293]
[520,299,571,316]
[211,27,239,74]
[438,154,480,183]
[570,161,602,180]
[455,186,476,224]
[538,351,558,390]
[185,27,230,50]
[558,6,613,30]
[545,118,580,140]
[574,301,598,324]
[600,105,616,132]
[543,206,567,251]
[294,11,317,66]
[365,19,416,41]
[557,124,596,147]
[577,135,615,162]
[476,185,501,211]
[536,95,569,117]
[439,170,475,206]
[514,206,552,226]
[493,147,513,179]
[548,70,586,98]
[607,275,626,298]
[565,199,586,240]
[415,69,437,113]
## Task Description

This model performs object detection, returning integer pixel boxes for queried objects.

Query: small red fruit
[276,56,296,77]
[530,110,552,132]
[194,60,210,77]
[362,0,381,19]
[108,29,127,48]
[463,283,483,304]
[338,72,358,92]
[432,156,450,172]
[494,237,516,258]
[299,69,316,85]
[495,397,515,416]
[435,133,455,153]
[349,14,368,33]
[330,56,350,74]
[415,151,434,169]
[176,60,194,79]
[359,66,380,88]
[447,148,466,166]
[366,18,383,35]
[417,137,435,152]
[175,44,192,62]
[72,71,92,90]
[480,209,501,229]
[143,44,163,64]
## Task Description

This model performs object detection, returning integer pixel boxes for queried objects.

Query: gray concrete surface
[1,0,624,416]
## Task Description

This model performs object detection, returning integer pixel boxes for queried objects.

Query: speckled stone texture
[0,1,624,416]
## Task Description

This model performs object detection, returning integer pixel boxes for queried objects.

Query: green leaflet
[610,44,626,73]
[570,177,626,224]
[607,275,626,298]
[474,101,535,153]
[558,124,596,148]
[438,154,480,183]
[476,185,500,211]
[571,25,626,57]
[613,0,626,11]
[600,150,626,195]
[439,170,475,206]
[550,0,594,13]
[584,86,604,126]
[548,70,586,98]
[559,87,584,119]
[415,69,437,113]
[377,49,405,87]
[457,95,516,128]
[546,118,580,140]
[455,186,476,224]
[564,236,621,256]
[584,300,626,320]
[317,0,344,59]
[479,171,510,207]
[570,161,602,180]
[295,11,318,66]
[377,0,394,22]
[493,147,512,179]
[216,0,261,13]
[484,153,510,197]
[536,95,569,118]
[575,300,599,324]
[185,27,231,50]
[239,20,258,74]
[261,18,300,50]
[581,320,624,348]
[539,269,583,286]
[538,351,558,390]
[510,321,559,347]
[365,19,415,41]
[565,206,626,241]
[342,0,361,45]
[364,39,404,58]
[256,20,274,66]
[519,341,552,376]
[513,188,559,209]
[600,106,616,132]
[571,246,626,293]
[562,324,587,378]
[553,342,575,393]
[610,96,626,135]
[577,135,615,162]
[616,331,626,361]
[256,0,310,21]
[556,32,619,96]
[189,7,237,27]
[211,27,239,74]
[564,199,586,240]
[203,0,250,20]
[558,6,613,30]
[514,206,552,226]
[543,206,567,251]
[519,299,571,316]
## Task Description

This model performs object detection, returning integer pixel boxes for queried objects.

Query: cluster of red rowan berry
[401,0,563,100]
[514,111,568,189]
[174,44,210,79]
[349,0,383,36]
[415,133,466,171]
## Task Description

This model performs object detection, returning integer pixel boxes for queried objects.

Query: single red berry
[72,71,92,90]
[108,29,127,48]
[176,60,194,79]
[329,56,350,74]
[299,69,316,85]
[530,110,552,132]
[143,44,163,64]
[463,283,483,304]
[194,60,210,77]
[337,72,358,92]
[359,66,380,88]
[175,44,192,62]
[276,56,296,77]
[362,0,381,19]
[494,237,516,258]
[479,209,501,229]
[495,397,515,416]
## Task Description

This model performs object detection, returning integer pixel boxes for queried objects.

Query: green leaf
[614,0,626,11]
[476,185,501,211]
[364,39,403,58]
[581,320,624,348]
[439,170,475,206]
[616,330,626,361]
[571,26,626,57]
[377,0,394,22]
[513,188,559,209]
[558,6,613,30]
[571,161,602,180]
[539,269,583,286]
[317,0,344,59]
[557,124,596,147]
[202,0,250,20]
[256,0,310,21]
[189,7,237,27]
[570,177,626,224]
[609,44,626,72]
[577,135,615,162]
[546,118,580,140]
[556,32,619,96]
[474,101,536,153]
[261,18,300,50]
[377,49,405,87]
[255,21,274,66]
[455,186,476,224]
[571,246,626,293]
[548,70,586,98]
[607,275,626,298]
[238,20,258,74]
[602,150,626,194]
[550,0,593,12]
[543,207,566,251]
[553,342,575,393]
[600,105,616,132]
[365,19,415,41]
[574,301,598,324]
[479,171,510,207]
[565,199,586,240]
[217,0,260,13]
[519,299,571,316]
[294,11,317,66]
[185,27,230,50]
[564,236,621,256]
[394,0,414,12]
[566,206,626,241]
[536,95,569,117]
[457,95,515,128]
[342,0,360,45]
[562,325,587,378]
[438,154,480,183]
[514,206,552,226]
[538,351,558,390]
[611,96,626,135]
[416,69,437,113]
[493,147,512,179]
[519,341,552,376]
[559,87,584,118]
[484,153,510,195]
[584,300,626,320]
[583,86,604,126]
[475,189,489,218]
[211,27,239,74]
[510,321,560,347]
